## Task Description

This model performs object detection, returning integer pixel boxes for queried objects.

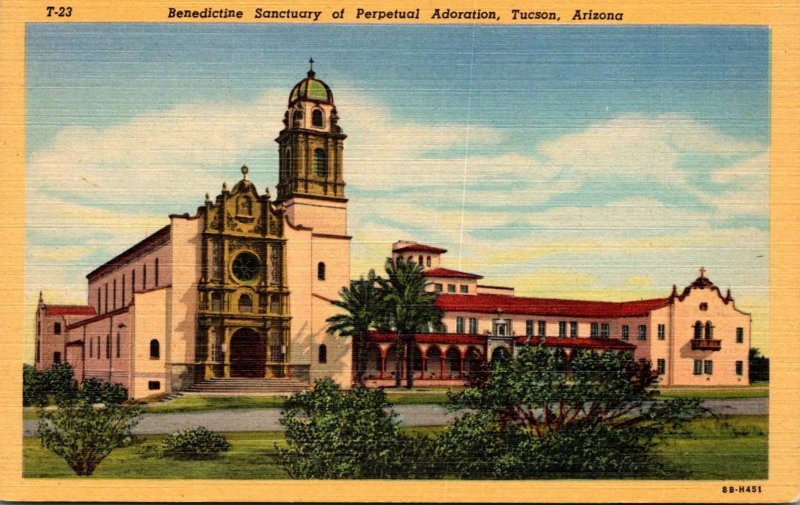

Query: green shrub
[438,345,705,479]
[161,427,231,460]
[277,379,432,479]
[78,378,128,405]
[38,400,140,476]
[44,363,78,405]
[23,364,47,407]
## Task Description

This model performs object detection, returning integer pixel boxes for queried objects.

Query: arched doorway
[491,346,511,365]
[230,328,266,378]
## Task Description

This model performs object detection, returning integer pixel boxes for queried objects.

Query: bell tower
[276,59,346,206]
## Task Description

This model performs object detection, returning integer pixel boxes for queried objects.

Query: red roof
[516,336,636,351]
[367,332,634,351]
[368,331,485,346]
[424,268,483,280]
[435,293,670,318]
[43,305,96,317]
[393,243,447,254]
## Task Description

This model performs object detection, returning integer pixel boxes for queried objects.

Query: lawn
[24,415,767,480]
[657,385,768,400]
[138,388,458,414]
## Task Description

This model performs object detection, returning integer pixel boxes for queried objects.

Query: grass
[140,395,288,414]
[24,415,766,480]
[656,385,768,400]
[24,431,289,479]
[656,415,768,479]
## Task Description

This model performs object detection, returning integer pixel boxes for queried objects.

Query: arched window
[694,321,703,339]
[313,148,328,178]
[150,339,160,359]
[154,258,159,287]
[116,333,121,358]
[418,255,423,266]
[106,334,111,359]
[426,256,431,267]
[238,294,253,312]
[312,108,324,127]
[292,110,303,127]
[318,344,327,364]
[89,337,93,358]
[705,321,714,340]
[317,262,326,281]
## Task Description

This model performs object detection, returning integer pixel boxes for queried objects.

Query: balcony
[691,339,722,351]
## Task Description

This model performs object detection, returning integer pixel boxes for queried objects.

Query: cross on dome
[699,266,706,278]
[308,57,315,77]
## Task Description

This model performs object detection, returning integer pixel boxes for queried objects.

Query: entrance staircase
[184,377,309,395]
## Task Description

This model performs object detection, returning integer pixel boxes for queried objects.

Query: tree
[327,269,385,386]
[276,379,436,479]
[437,345,705,478]
[379,257,443,389]
[38,400,141,476]
[749,348,769,382]
[23,364,47,407]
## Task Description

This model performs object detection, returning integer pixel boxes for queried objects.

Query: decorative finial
[308,57,315,77]
[38,291,43,303]
[222,182,228,191]
[205,192,211,204]
[241,164,249,180]
[264,188,271,199]
[699,266,706,278]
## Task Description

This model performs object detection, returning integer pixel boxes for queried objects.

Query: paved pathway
[23,398,766,436]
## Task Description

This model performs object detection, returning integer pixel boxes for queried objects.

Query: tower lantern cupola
[276,59,346,202]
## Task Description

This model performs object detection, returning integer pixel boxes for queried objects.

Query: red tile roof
[393,243,448,254]
[43,305,96,317]
[367,332,635,351]
[368,331,485,346]
[435,293,670,318]
[424,268,483,280]
[516,336,636,351]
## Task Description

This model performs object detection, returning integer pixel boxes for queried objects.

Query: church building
[34,64,752,397]
[35,64,352,397]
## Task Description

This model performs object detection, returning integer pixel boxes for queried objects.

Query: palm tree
[327,270,385,387]
[379,257,443,389]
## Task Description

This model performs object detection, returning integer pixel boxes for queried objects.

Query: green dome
[289,69,334,105]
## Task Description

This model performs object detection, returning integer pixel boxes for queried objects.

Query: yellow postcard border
[1,0,798,502]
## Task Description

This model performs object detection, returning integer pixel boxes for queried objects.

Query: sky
[25,24,770,356]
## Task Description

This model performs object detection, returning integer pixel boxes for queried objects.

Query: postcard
[1,0,798,502]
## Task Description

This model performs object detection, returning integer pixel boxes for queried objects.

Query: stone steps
[184,377,309,394]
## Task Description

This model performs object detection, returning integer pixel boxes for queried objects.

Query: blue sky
[25,24,770,353]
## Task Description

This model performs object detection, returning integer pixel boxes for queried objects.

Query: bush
[78,378,128,405]
[277,379,434,479]
[23,364,47,407]
[161,427,231,460]
[438,345,705,479]
[44,363,78,405]
[38,400,140,476]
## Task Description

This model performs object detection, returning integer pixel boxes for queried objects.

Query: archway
[230,328,266,378]
[426,346,443,379]
[491,346,511,365]
[465,347,484,374]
